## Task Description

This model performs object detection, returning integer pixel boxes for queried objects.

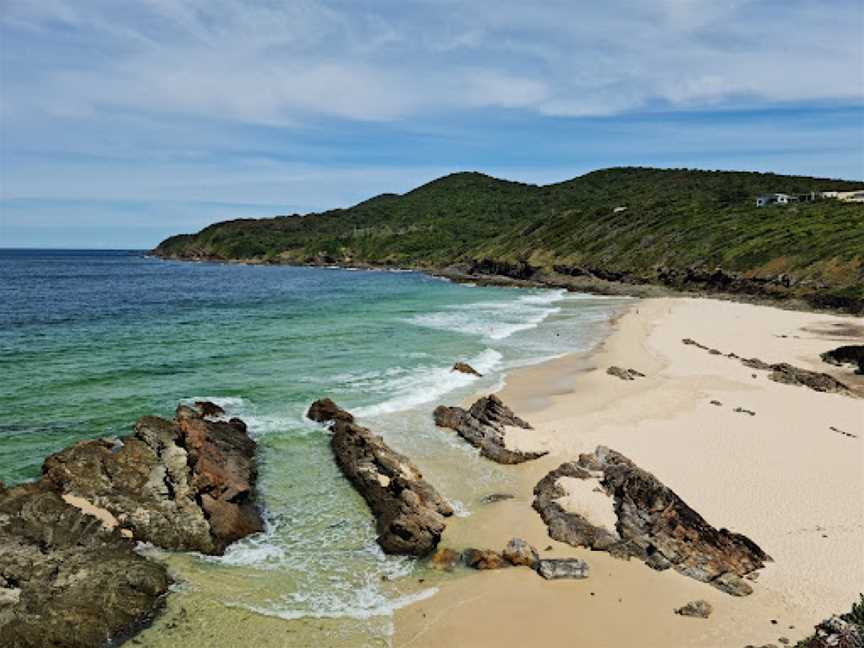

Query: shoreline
[147,252,864,317]
[394,296,863,647]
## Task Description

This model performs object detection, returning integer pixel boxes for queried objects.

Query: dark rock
[607,366,645,380]
[307,398,355,424]
[820,345,864,374]
[309,400,453,556]
[710,400,723,406]
[40,406,263,555]
[536,558,590,580]
[433,395,547,464]
[480,493,515,504]
[468,258,537,281]
[194,400,225,418]
[502,537,539,568]
[462,548,508,570]
[0,482,171,647]
[791,596,864,648]
[675,600,713,618]
[734,407,757,416]
[452,362,482,377]
[429,547,460,571]
[533,446,771,596]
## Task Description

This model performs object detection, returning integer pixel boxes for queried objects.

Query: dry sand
[394,297,864,648]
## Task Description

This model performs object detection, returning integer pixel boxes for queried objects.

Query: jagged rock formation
[606,366,645,381]
[683,338,856,397]
[820,345,864,375]
[433,395,547,464]
[452,361,482,377]
[0,481,171,648]
[307,399,453,556]
[462,548,508,570]
[533,446,771,596]
[502,537,539,568]
[40,404,263,555]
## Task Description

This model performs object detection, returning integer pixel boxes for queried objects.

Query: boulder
[40,405,263,555]
[433,395,547,464]
[502,537,539,568]
[675,600,713,618]
[820,345,864,375]
[536,558,590,580]
[462,548,508,570]
[308,400,453,556]
[429,547,460,571]
[307,398,355,424]
[194,400,225,418]
[0,481,171,648]
[452,362,482,377]
[533,446,771,596]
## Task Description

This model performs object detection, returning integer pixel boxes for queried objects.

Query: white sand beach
[395,297,864,648]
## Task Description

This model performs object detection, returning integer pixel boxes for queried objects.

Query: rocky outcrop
[536,558,590,580]
[675,600,713,618]
[820,345,864,375]
[784,596,863,648]
[683,338,856,397]
[606,366,645,381]
[533,446,771,596]
[452,362,482,377]
[307,399,453,556]
[194,400,226,418]
[433,395,547,464]
[0,481,171,648]
[469,258,537,281]
[40,404,263,555]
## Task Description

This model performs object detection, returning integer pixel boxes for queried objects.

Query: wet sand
[394,297,864,648]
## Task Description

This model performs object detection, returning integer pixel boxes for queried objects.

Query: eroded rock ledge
[533,446,771,596]
[433,395,548,464]
[41,402,264,555]
[307,399,453,556]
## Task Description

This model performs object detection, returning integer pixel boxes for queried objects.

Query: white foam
[352,348,502,418]
[448,499,472,518]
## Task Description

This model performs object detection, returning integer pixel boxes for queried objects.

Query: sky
[1,0,863,249]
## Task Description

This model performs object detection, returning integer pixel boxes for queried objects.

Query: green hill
[153,167,864,312]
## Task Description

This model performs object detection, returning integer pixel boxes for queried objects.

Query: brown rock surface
[0,481,170,648]
[452,361,483,377]
[533,446,771,596]
[433,395,547,464]
[41,405,263,555]
[308,400,453,556]
[462,548,508,570]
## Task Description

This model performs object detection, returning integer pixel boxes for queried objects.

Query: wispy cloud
[1,0,862,247]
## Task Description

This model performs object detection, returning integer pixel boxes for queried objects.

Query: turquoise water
[0,249,630,645]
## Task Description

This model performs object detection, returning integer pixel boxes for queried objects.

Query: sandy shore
[394,297,864,648]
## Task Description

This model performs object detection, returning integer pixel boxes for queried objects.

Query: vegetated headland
[153,167,864,314]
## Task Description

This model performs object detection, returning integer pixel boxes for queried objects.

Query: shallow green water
[0,249,631,646]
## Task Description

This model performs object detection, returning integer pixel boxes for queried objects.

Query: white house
[756,193,797,207]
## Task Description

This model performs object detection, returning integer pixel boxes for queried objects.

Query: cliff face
[153,167,864,313]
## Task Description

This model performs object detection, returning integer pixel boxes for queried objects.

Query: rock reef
[533,446,771,596]
[307,399,453,556]
[820,345,864,375]
[433,395,547,464]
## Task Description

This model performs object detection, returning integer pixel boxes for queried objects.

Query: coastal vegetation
[154,167,864,311]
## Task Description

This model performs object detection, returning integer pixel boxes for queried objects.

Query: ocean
[0,249,631,646]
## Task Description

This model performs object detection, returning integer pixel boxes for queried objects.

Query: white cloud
[2,0,861,126]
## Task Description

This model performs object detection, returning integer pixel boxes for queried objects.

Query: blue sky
[1,1,863,248]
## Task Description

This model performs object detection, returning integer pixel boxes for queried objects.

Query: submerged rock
[675,600,713,618]
[480,493,515,504]
[433,395,547,464]
[429,547,460,571]
[452,362,483,377]
[536,558,590,580]
[40,405,263,555]
[533,446,771,596]
[0,481,170,648]
[307,399,453,556]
